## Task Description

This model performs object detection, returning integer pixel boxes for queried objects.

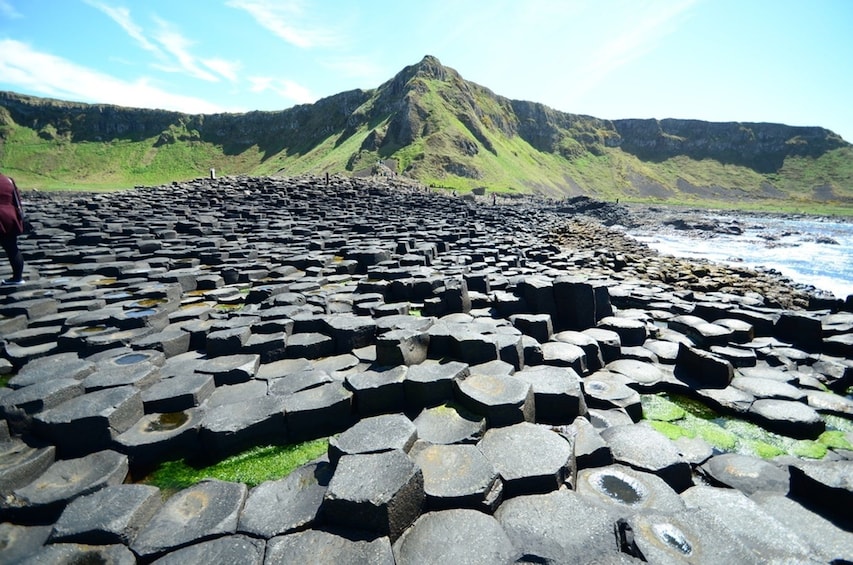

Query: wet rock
[575,463,686,515]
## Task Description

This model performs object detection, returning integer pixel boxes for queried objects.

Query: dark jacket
[0,174,24,236]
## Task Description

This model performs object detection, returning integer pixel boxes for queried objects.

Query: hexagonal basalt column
[478,422,572,497]
[455,373,534,427]
[323,449,424,542]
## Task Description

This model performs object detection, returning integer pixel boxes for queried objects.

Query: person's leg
[1,234,24,281]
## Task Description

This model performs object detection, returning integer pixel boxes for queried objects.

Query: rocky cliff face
[612,118,847,173]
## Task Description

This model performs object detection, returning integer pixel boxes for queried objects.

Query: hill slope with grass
[1,55,851,208]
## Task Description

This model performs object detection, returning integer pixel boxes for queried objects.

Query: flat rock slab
[17,542,137,564]
[512,365,586,425]
[788,460,853,531]
[238,462,332,538]
[199,395,286,457]
[114,409,202,468]
[617,509,764,565]
[141,373,215,413]
[0,522,52,563]
[496,489,626,564]
[34,385,143,456]
[392,509,520,564]
[412,404,486,445]
[283,381,353,441]
[150,534,265,565]
[6,353,95,389]
[131,479,247,560]
[731,376,806,401]
[411,443,502,512]
[575,464,686,515]
[751,492,853,564]
[345,366,407,417]
[600,424,692,492]
[477,422,572,497]
[0,439,56,494]
[328,413,417,465]
[455,373,534,427]
[49,484,162,545]
[5,450,128,521]
[404,360,469,409]
[699,453,789,496]
[748,398,824,439]
[323,450,424,542]
[582,372,642,421]
[681,485,815,562]
[265,529,393,564]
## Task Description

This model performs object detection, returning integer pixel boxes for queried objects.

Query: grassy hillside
[0,55,851,214]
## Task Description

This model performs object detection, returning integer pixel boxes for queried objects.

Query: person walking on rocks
[0,171,26,285]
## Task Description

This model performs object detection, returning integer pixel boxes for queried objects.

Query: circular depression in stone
[652,522,693,556]
[114,353,151,365]
[144,412,189,432]
[589,469,648,506]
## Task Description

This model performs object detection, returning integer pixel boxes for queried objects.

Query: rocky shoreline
[1,176,852,563]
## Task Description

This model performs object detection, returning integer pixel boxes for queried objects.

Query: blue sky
[1,0,851,142]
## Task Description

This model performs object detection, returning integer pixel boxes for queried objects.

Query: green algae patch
[144,439,329,491]
[689,418,738,451]
[818,430,853,450]
[640,393,842,460]
[791,440,828,460]
[641,394,686,422]
[649,420,694,440]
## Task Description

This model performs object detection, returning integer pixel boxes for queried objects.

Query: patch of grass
[0,373,11,388]
[143,439,329,491]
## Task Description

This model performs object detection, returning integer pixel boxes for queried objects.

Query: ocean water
[627,215,853,300]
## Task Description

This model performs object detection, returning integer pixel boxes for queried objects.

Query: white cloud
[249,76,316,105]
[0,39,227,113]
[578,0,698,94]
[84,1,162,56]
[202,58,241,82]
[226,0,337,49]
[86,2,238,83]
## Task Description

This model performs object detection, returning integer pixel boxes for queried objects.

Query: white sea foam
[628,216,853,299]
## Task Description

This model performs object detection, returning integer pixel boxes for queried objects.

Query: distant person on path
[0,172,25,285]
